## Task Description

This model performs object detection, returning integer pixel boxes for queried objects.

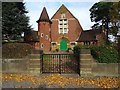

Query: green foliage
[109,2,120,37]
[90,2,120,44]
[74,45,119,63]
[73,45,81,58]
[89,2,120,44]
[89,2,112,27]
[118,37,120,59]
[91,46,119,63]
[2,2,32,41]
[2,43,33,58]
[66,48,72,52]
[73,45,80,55]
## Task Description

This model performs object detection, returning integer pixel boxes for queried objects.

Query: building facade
[77,29,106,46]
[25,4,105,51]
[37,4,83,51]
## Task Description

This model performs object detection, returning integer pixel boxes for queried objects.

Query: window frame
[41,43,44,48]
[41,33,44,37]
[45,35,48,40]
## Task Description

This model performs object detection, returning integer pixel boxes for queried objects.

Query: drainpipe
[49,21,52,51]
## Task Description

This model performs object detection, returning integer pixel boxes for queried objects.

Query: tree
[89,2,113,44]
[109,2,120,37]
[2,2,32,41]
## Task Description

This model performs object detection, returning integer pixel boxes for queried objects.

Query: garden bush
[91,46,119,63]
[2,43,33,58]
[74,45,119,63]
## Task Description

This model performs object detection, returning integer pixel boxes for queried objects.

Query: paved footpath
[2,73,120,88]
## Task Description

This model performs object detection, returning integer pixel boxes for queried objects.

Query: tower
[37,7,52,51]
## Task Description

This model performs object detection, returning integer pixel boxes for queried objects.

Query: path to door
[2,73,119,88]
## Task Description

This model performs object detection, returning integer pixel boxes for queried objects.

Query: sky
[23,0,99,31]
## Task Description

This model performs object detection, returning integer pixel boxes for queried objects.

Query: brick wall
[38,22,51,51]
[96,32,106,46]
[51,9,83,50]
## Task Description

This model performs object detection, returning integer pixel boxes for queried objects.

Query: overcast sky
[23,0,99,31]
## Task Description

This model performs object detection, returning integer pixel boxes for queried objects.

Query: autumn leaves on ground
[2,73,120,88]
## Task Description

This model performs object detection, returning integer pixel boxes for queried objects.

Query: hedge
[2,43,33,58]
[91,46,119,63]
[73,45,119,63]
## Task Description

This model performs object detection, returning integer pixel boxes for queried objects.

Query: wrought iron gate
[41,54,79,74]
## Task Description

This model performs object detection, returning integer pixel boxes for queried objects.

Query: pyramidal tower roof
[37,7,51,23]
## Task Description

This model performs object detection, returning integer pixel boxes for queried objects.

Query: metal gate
[41,54,79,74]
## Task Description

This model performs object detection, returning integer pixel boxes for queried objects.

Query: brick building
[25,4,105,51]
[77,29,106,46]
[37,4,83,51]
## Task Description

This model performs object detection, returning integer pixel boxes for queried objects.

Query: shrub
[73,45,92,55]
[66,48,72,52]
[91,46,119,63]
[73,45,81,58]
[118,37,120,59]
[2,43,33,58]
[74,45,119,63]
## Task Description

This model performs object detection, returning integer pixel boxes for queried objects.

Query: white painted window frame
[58,14,68,34]
[41,43,44,48]
[41,33,44,37]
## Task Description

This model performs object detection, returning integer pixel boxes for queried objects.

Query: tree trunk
[105,22,109,44]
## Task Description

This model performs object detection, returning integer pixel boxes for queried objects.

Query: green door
[60,39,67,50]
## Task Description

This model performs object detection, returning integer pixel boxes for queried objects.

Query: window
[58,17,68,34]
[51,42,57,47]
[64,23,67,25]
[41,43,44,48]
[64,19,67,21]
[84,41,90,45]
[41,33,44,37]
[64,28,67,33]
[45,35,48,40]
[71,42,76,47]
[60,28,63,33]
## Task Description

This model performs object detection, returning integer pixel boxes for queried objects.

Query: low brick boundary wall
[2,58,29,73]
[2,53,120,77]
[80,49,120,77]
[92,63,120,76]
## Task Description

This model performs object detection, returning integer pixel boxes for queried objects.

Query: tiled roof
[77,29,102,42]
[37,7,51,23]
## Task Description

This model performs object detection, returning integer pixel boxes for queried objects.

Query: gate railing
[40,54,79,74]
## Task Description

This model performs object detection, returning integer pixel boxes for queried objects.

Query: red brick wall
[36,6,83,51]
[38,22,51,51]
[51,10,83,43]
[96,32,105,46]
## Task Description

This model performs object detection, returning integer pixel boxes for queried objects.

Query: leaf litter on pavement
[2,73,120,88]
